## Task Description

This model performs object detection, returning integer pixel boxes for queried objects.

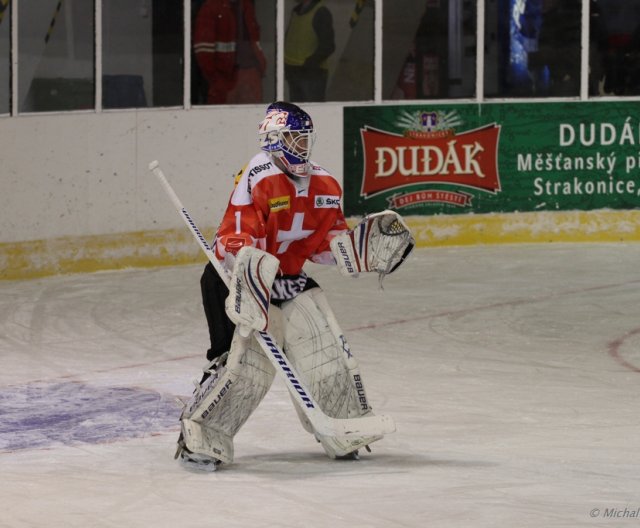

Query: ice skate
[336,450,360,461]
[175,433,221,472]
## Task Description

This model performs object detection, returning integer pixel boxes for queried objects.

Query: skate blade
[336,450,360,461]
[179,451,221,473]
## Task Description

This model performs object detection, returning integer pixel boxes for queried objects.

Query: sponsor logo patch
[268,195,291,212]
[248,162,272,178]
[315,195,341,208]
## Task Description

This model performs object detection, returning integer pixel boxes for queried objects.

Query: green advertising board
[343,102,640,217]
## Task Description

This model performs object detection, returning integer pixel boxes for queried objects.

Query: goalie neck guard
[258,101,316,177]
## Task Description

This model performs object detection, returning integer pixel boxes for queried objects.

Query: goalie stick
[149,160,396,438]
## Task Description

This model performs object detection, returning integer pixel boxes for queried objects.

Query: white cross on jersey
[276,212,313,254]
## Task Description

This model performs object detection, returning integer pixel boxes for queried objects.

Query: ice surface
[1,244,640,527]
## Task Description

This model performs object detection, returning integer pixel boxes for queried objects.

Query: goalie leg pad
[180,331,276,463]
[280,288,382,458]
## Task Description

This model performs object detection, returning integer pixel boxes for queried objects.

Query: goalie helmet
[258,101,316,177]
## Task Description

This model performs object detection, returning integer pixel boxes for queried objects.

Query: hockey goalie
[175,101,415,471]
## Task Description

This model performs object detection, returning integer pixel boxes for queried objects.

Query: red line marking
[607,327,640,374]
[349,278,640,375]
[4,277,640,389]
[350,279,640,332]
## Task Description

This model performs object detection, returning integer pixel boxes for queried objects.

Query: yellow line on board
[2,210,640,280]
[403,210,640,247]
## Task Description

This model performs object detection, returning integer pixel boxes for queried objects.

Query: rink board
[3,209,640,280]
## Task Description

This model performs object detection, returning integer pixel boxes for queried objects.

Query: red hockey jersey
[214,152,348,275]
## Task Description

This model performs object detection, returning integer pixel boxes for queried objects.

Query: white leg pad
[180,331,276,463]
[180,418,234,464]
[280,288,382,458]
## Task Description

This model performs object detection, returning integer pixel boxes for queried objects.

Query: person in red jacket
[193,0,267,104]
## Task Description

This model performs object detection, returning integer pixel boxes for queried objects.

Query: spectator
[284,0,335,102]
[594,0,640,95]
[528,0,581,96]
[193,0,266,104]
[389,2,447,99]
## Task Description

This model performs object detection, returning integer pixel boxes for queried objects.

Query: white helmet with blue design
[258,101,316,177]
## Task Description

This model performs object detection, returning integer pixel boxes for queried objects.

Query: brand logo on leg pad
[199,379,234,420]
[354,374,369,411]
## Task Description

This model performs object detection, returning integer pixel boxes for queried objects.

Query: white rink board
[0,105,343,244]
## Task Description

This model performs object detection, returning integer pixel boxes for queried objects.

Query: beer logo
[360,110,502,208]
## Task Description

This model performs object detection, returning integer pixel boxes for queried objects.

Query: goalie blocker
[224,245,279,335]
[330,210,415,279]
